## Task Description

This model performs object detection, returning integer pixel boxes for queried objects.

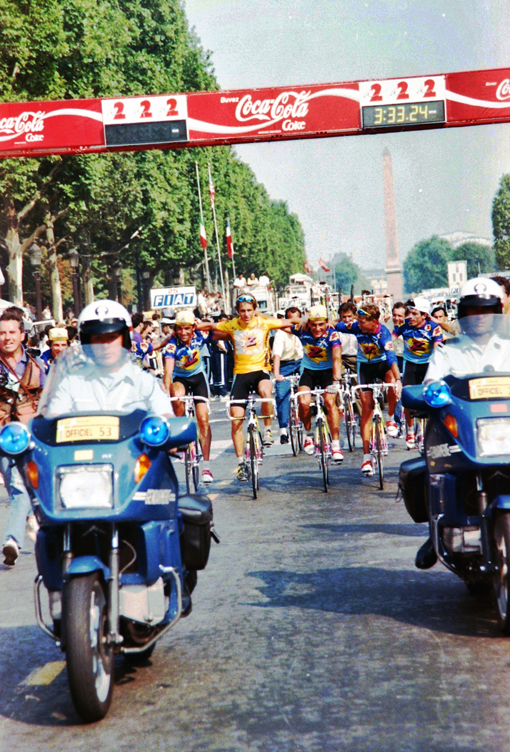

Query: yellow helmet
[174,309,195,326]
[308,305,328,322]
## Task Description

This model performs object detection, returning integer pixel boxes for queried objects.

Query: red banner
[0,66,509,158]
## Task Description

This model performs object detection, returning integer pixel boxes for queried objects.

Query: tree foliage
[450,241,495,279]
[0,0,305,311]
[331,252,369,296]
[493,174,510,270]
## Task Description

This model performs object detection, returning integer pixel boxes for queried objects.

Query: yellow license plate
[56,416,120,443]
[469,377,510,400]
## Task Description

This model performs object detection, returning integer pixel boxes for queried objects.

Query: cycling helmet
[406,296,430,316]
[174,309,195,326]
[308,304,328,322]
[78,300,132,350]
[457,277,503,319]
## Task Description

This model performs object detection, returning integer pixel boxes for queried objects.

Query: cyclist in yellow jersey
[198,293,292,481]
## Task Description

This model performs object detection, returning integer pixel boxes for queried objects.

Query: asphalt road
[1,403,510,752]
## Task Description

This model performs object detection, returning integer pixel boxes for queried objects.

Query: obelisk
[382,147,403,301]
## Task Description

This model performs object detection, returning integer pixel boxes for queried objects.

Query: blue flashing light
[423,380,452,408]
[0,422,31,455]
[139,415,170,447]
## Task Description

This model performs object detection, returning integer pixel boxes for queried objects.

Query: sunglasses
[237,294,256,304]
[357,308,368,317]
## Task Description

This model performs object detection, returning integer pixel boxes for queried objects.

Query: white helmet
[407,296,431,315]
[78,300,132,349]
[458,277,503,319]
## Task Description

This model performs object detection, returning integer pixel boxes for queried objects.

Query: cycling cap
[174,309,195,326]
[48,327,69,342]
[308,305,328,322]
[408,296,430,315]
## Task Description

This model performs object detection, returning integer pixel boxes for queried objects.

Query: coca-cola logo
[496,79,510,101]
[235,91,311,123]
[0,110,46,142]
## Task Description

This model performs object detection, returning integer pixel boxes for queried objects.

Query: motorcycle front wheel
[493,512,510,635]
[64,572,114,722]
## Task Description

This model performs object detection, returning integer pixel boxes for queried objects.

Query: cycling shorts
[402,361,429,388]
[299,368,334,391]
[173,372,209,399]
[231,370,271,402]
[358,361,392,392]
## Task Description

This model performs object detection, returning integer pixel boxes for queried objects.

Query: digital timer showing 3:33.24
[362,100,446,128]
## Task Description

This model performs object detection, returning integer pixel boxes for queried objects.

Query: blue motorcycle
[399,314,510,633]
[0,345,218,722]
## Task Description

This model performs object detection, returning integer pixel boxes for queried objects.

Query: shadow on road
[245,565,498,638]
[302,522,428,537]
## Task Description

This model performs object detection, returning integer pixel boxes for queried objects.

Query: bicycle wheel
[184,444,195,494]
[344,395,356,452]
[289,402,300,456]
[375,418,384,490]
[318,418,329,492]
[249,426,259,499]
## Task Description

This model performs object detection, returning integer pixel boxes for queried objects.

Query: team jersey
[393,318,443,364]
[215,314,281,375]
[291,325,341,371]
[163,331,211,377]
[335,321,397,366]
[131,339,153,366]
[38,348,54,374]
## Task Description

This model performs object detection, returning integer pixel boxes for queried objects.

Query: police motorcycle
[0,302,217,722]
[399,279,510,633]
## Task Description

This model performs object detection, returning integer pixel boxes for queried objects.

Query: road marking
[208,493,219,499]
[24,661,66,686]
[210,439,232,449]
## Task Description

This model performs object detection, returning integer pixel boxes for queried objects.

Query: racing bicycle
[227,394,276,499]
[170,394,210,493]
[340,369,358,452]
[286,374,305,456]
[305,388,332,493]
[353,382,391,490]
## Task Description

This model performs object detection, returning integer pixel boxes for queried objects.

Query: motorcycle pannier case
[178,494,213,570]
[398,458,428,523]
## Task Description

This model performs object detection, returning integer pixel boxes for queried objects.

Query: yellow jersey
[216,314,281,374]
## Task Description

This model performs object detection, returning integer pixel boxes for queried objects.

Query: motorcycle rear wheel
[64,572,114,722]
[493,512,510,634]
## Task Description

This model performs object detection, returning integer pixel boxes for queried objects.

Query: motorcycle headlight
[57,465,114,509]
[477,418,510,457]
[423,380,452,408]
[139,415,170,447]
[0,422,30,455]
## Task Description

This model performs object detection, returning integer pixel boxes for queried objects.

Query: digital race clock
[362,100,445,129]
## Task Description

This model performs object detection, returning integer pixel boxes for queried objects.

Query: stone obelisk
[382,147,403,301]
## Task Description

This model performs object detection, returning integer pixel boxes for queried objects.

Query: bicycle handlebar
[169,394,211,415]
[351,382,395,397]
[225,396,276,421]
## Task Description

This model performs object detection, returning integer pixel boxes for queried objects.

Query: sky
[183,0,510,270]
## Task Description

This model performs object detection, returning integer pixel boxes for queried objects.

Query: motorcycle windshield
[427,313,510,382]
[37,343,172,418]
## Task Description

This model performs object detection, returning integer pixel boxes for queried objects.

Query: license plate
[469,377,510,400]
[56,416,120,443]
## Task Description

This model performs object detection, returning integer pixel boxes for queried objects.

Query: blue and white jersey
[291,325,341,371]
[335,321,397,366]
[163,331,212,378]
[393,319,443,364]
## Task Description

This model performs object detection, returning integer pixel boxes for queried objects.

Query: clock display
[362,100,445,128]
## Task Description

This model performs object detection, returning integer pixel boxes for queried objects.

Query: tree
[493,174,510,270]
[403,236,453,293]
[450,241,495,279]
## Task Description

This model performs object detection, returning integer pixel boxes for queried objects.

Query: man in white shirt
[272,305,303,443]
[233,274,247,297]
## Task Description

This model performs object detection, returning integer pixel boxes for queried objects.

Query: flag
[226,219,234,259]
[208,175,215,207]
[199,222,207,250]
[303,260,312,273]
[318,257,330,272]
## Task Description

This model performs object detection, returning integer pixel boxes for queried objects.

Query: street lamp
[112,260,123,303]
[29,242,43,320]
[68,248,81,315]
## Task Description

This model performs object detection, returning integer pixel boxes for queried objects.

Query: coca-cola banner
[0,66,509,158]
[0,99,103,155]
[186,83,361,143]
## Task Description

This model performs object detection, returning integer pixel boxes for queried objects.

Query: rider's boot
[415,537,437,569]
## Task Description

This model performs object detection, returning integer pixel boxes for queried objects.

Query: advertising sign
[151,286,196,310]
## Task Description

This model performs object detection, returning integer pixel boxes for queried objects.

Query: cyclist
[392,297,443,449]
[272,303,303,444]
[162,310,214,485]
[336,304,401,476]
[292,304,344,463]
[199,293,292,481]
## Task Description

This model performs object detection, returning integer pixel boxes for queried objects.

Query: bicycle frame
[170,395,210,493]
[305,388,332,492]
[352,382,393,490]
[285,374,304,456]
[227,395,276,499]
